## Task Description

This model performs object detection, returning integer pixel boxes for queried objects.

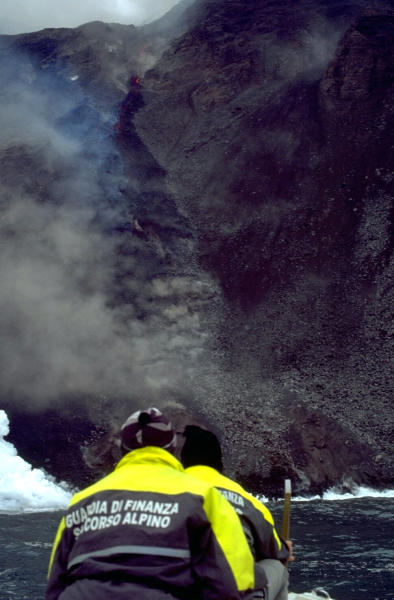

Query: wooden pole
[281,479,292,539]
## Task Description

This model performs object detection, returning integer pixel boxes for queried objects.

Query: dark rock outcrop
[136,0,394,493]
[0,0,393,495]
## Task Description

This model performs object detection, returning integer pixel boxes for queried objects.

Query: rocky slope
[135,0,394,494]
[0,0,393,494]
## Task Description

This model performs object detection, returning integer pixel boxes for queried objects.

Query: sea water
[1,409,393,600]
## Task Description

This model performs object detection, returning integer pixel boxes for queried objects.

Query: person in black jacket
[181,425,293,600]
[46,407,255,600]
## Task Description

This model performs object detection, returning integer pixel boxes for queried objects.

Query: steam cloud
[0,0,181,35]
[0,51,212,409]
[0,410,71,510]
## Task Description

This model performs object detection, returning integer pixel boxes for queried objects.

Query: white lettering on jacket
[221,489,245,507]
[67,498,179,538]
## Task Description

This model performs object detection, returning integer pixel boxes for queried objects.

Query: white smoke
[0,53,211,407]
[0,190,203,403]
[0,186,207,401]
[0,0,182,35]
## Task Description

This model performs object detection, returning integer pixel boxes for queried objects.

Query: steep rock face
[0,0,393,494]
[135,0,394,492]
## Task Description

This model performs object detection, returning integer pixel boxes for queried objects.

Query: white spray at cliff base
[0,409,72,512]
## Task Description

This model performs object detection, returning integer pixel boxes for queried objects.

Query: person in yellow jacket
[46,408,255,600]
[181,425,292,600]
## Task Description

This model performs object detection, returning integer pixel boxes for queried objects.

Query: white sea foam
[289,485,394,502]
[321,486,394,501]
[0,409,72,512]
[257,485,394,504]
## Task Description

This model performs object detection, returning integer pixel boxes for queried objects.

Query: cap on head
[181,425,223,472]
[121,407,176,452]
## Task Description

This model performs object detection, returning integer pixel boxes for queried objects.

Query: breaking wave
[271,486,394,503]
[320,486,394,501]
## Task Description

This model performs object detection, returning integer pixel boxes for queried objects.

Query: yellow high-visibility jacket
[46,447,254,600]
[185,465,289,565]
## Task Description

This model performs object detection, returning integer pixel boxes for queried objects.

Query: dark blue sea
[1,496,393,600]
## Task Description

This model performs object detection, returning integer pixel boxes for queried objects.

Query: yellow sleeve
[247,492,283,550]
[203,486,255,591]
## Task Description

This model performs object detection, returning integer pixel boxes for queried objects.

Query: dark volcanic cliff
[0,0,393,495]
[135,0,394,493]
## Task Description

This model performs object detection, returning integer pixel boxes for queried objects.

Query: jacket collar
[116,446,184,472]
[186,464,219,476]
[185,465,228,488]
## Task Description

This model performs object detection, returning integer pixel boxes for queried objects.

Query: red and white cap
[120,407,177,452]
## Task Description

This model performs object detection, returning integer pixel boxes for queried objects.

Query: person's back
[185,462,288,564]
[46,409,255,600]
[181,425,291,600]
